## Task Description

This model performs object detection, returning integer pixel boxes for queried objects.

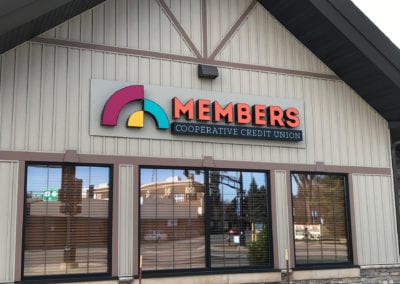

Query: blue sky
[26,165,110,193]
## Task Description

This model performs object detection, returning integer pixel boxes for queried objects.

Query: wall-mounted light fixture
[198,64,219,79]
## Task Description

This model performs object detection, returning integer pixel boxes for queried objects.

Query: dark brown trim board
[208,0,258,60]
[156,0,202,59]
[201,0,208,58]
[0,150,391,175]
[30,37,339,81]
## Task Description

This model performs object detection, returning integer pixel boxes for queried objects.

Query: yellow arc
[127,110,144,127]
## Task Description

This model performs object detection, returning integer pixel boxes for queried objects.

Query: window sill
[18,275,118,284]
[291,266,360,281]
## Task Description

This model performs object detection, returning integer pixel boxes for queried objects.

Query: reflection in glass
[140,168,206,271]
[209,171,271,268]
[23,165,111,277]
[291,173,351,265]
[140,168,271,272]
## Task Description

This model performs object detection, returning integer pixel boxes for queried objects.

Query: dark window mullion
[344,176,353,262]
[172,169,175,270]
[44,167,50,275]
[204,170,211,269]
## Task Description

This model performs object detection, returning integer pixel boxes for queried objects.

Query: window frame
[21,162,114,281]
[138,166,274,276]
[290,171,353,268]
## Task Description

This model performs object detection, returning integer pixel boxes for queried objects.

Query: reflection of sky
[26,165,110,193]
[140,168,205,185]
[219,171,266,203]
[291,176,298,195]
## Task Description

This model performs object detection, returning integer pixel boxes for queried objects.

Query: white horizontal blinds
[209,171,272,268]
[291,173,351,265]
[23,165,111,277]
[140,168,206,271]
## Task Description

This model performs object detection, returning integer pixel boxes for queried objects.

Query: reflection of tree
[225,198,238,227]
[209,171,223,233]
[220,172,246,245]
[292,174,346,239]
[209,172,268,245]
[318,176,346,238]
[58,166,82,266]
[210,171,243,233]
[244,178,267,225]
[248,228,269,265]
[293,174,315,224]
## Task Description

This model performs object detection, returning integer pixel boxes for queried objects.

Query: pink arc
[101,85,144,126]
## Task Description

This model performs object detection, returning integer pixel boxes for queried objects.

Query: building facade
[1,0,400,283]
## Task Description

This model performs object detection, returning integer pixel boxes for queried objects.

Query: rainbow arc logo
[101,85,169,129]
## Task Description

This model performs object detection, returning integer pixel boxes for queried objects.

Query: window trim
[138,166,274,276]
[21,162,114,281]
[289,171,353,268]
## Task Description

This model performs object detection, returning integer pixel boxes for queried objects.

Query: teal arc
[143,99,170,129]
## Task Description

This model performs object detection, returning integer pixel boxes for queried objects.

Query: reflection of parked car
[228,228,239,235]
[294,224,321,240]
[144,230,168,241]
[295,233,305,240]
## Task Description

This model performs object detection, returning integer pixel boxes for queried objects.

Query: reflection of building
[25,185,110,249]
[141,175,204,240]
[85,184,110,200]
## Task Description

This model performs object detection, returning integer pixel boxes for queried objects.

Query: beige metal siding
[118,164,135,276]
[215,3,334,75]
[207,0,252,54]
[352,174,399,265]
[0,43,391,168]
[274,170,291,269]
[43,0,195,57]
[39,1,334,75]
[0,161,18,282]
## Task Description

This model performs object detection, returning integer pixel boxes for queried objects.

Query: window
[291,173,352,266]
[140,168,206,271]
[209,171,272,268]
[139,168,272,273]
[23,164,112,278]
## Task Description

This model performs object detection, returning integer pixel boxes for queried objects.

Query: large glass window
[23,164,112,278]
[139,168,272,273]
[140,168,206,271]
[291,173,352,266]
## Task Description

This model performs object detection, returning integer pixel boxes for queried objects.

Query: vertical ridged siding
[42,0,195,57]
[215,3,334,75]
[352,174,399,265]
[39,0,334,75]
[0,42,390,168]
[118,164,135,276]
[0,161,18,282]
[274,170,291,269]
[207,0,251,54]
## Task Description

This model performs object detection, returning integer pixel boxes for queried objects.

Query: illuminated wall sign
[90,79,305,147]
